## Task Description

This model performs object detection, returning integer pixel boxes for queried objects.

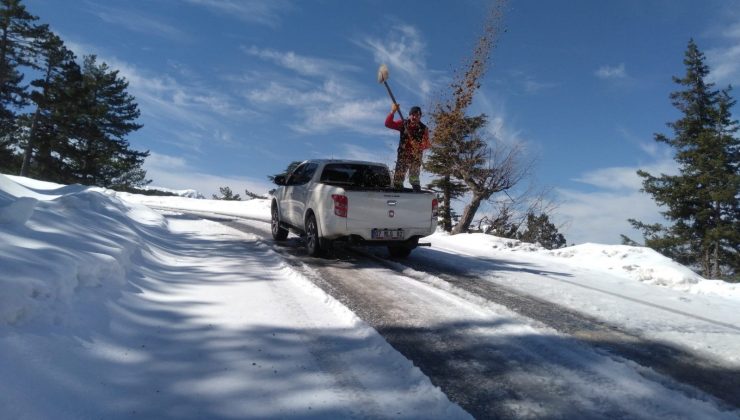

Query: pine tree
[630,39,740,280]
[518,212,566,250]
[0,0,40,138]
[481,204,519,238]
[213,186,241,201]
[39,56,84,183]
[66,55,148,188]
[244,188,265,200]
[426,176,466,230]
[19,26,75,177]
[0,121,19,171]
[425,112,472,231]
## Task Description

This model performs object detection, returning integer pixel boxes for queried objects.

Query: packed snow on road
[1,174,738,419]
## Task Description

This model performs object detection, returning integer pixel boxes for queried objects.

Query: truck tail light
[432,198,439,218]
[332,194,348,218]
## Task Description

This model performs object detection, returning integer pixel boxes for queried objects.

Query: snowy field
[1,174,739,419]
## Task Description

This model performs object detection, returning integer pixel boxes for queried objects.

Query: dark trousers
[394,149,422,189]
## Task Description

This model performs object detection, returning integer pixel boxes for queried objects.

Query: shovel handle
[383,81,404,121]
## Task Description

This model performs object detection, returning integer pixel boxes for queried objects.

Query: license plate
[371,228,404,240]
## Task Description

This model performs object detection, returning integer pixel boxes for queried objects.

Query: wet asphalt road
[162,209,740,417]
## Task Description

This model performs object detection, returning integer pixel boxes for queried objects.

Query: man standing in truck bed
[385,103,430,192]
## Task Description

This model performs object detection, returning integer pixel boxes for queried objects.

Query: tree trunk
[19,107,40,176]
[0,24,10,86]
[20,64,53,177]
[452,192,484,234]
[703,248,711,279]
[712,201,721,278]
[442,175,452,232]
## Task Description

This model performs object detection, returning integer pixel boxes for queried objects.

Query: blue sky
[25,0,740,244]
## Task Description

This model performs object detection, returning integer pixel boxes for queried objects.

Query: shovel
[377,64,404,121]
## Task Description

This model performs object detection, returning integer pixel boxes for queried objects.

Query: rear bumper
[321,214,433,241]
[337,234,423,248]
[323,225,433,241]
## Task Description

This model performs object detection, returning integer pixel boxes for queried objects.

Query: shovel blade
[377,64,389,83]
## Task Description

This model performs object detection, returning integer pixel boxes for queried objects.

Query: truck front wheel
[271,203,288,240]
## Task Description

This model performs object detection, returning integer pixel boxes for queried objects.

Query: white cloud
[723,21,740,38]
[638,141,661,157]
[707,44,740,86]
[595,63,627,79]
[63,40,257,152]
[573,159,678,191]
[556,156,679,244]
[357,23,434,98]
[144,152,272,197]
[293,99,391,136]
[458,93,671,245]
[181,0,294,27]
[244,46,358,77]
[701,13,740,86]
[486,114,528,149]
[554,188,664,245]
[116,63,257,150]
[145,152,188,170]
[240,23,437,137]
[335,143,396,167]
[241,44,398,135]
[475,91,530,149]
[502,70,559,95]
[246,80,336,106]
[244,71,390,136]
[64,42,238,123]
[87,4,189,41]
[523,79,558,94]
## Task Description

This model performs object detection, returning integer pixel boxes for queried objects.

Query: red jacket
[385,112,430,155]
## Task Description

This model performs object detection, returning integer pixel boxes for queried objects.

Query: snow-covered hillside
[139,185,205,199]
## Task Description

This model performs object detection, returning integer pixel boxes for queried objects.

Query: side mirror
[273,175,286,186]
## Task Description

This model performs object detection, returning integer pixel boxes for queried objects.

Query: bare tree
[482,184,564,237]
[451,137,532,234]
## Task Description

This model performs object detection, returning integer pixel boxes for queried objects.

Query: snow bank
[429,231,739,301]
[547,243,698,285]
[547,244,740,299]
[0,175,166,325]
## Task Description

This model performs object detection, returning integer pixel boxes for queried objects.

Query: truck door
[285,162,318,227]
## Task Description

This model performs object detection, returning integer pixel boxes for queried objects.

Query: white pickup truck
[271,159,438,257]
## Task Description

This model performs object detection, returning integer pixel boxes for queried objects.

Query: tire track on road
[355,247,740,410]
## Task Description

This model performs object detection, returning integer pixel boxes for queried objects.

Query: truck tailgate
[346,191,433,230]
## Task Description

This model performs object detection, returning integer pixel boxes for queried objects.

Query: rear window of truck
[319,164,391,189]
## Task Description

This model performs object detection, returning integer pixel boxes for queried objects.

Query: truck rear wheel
[388,245,413,258]
[271,203,288,240]
[305,213,324,257]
